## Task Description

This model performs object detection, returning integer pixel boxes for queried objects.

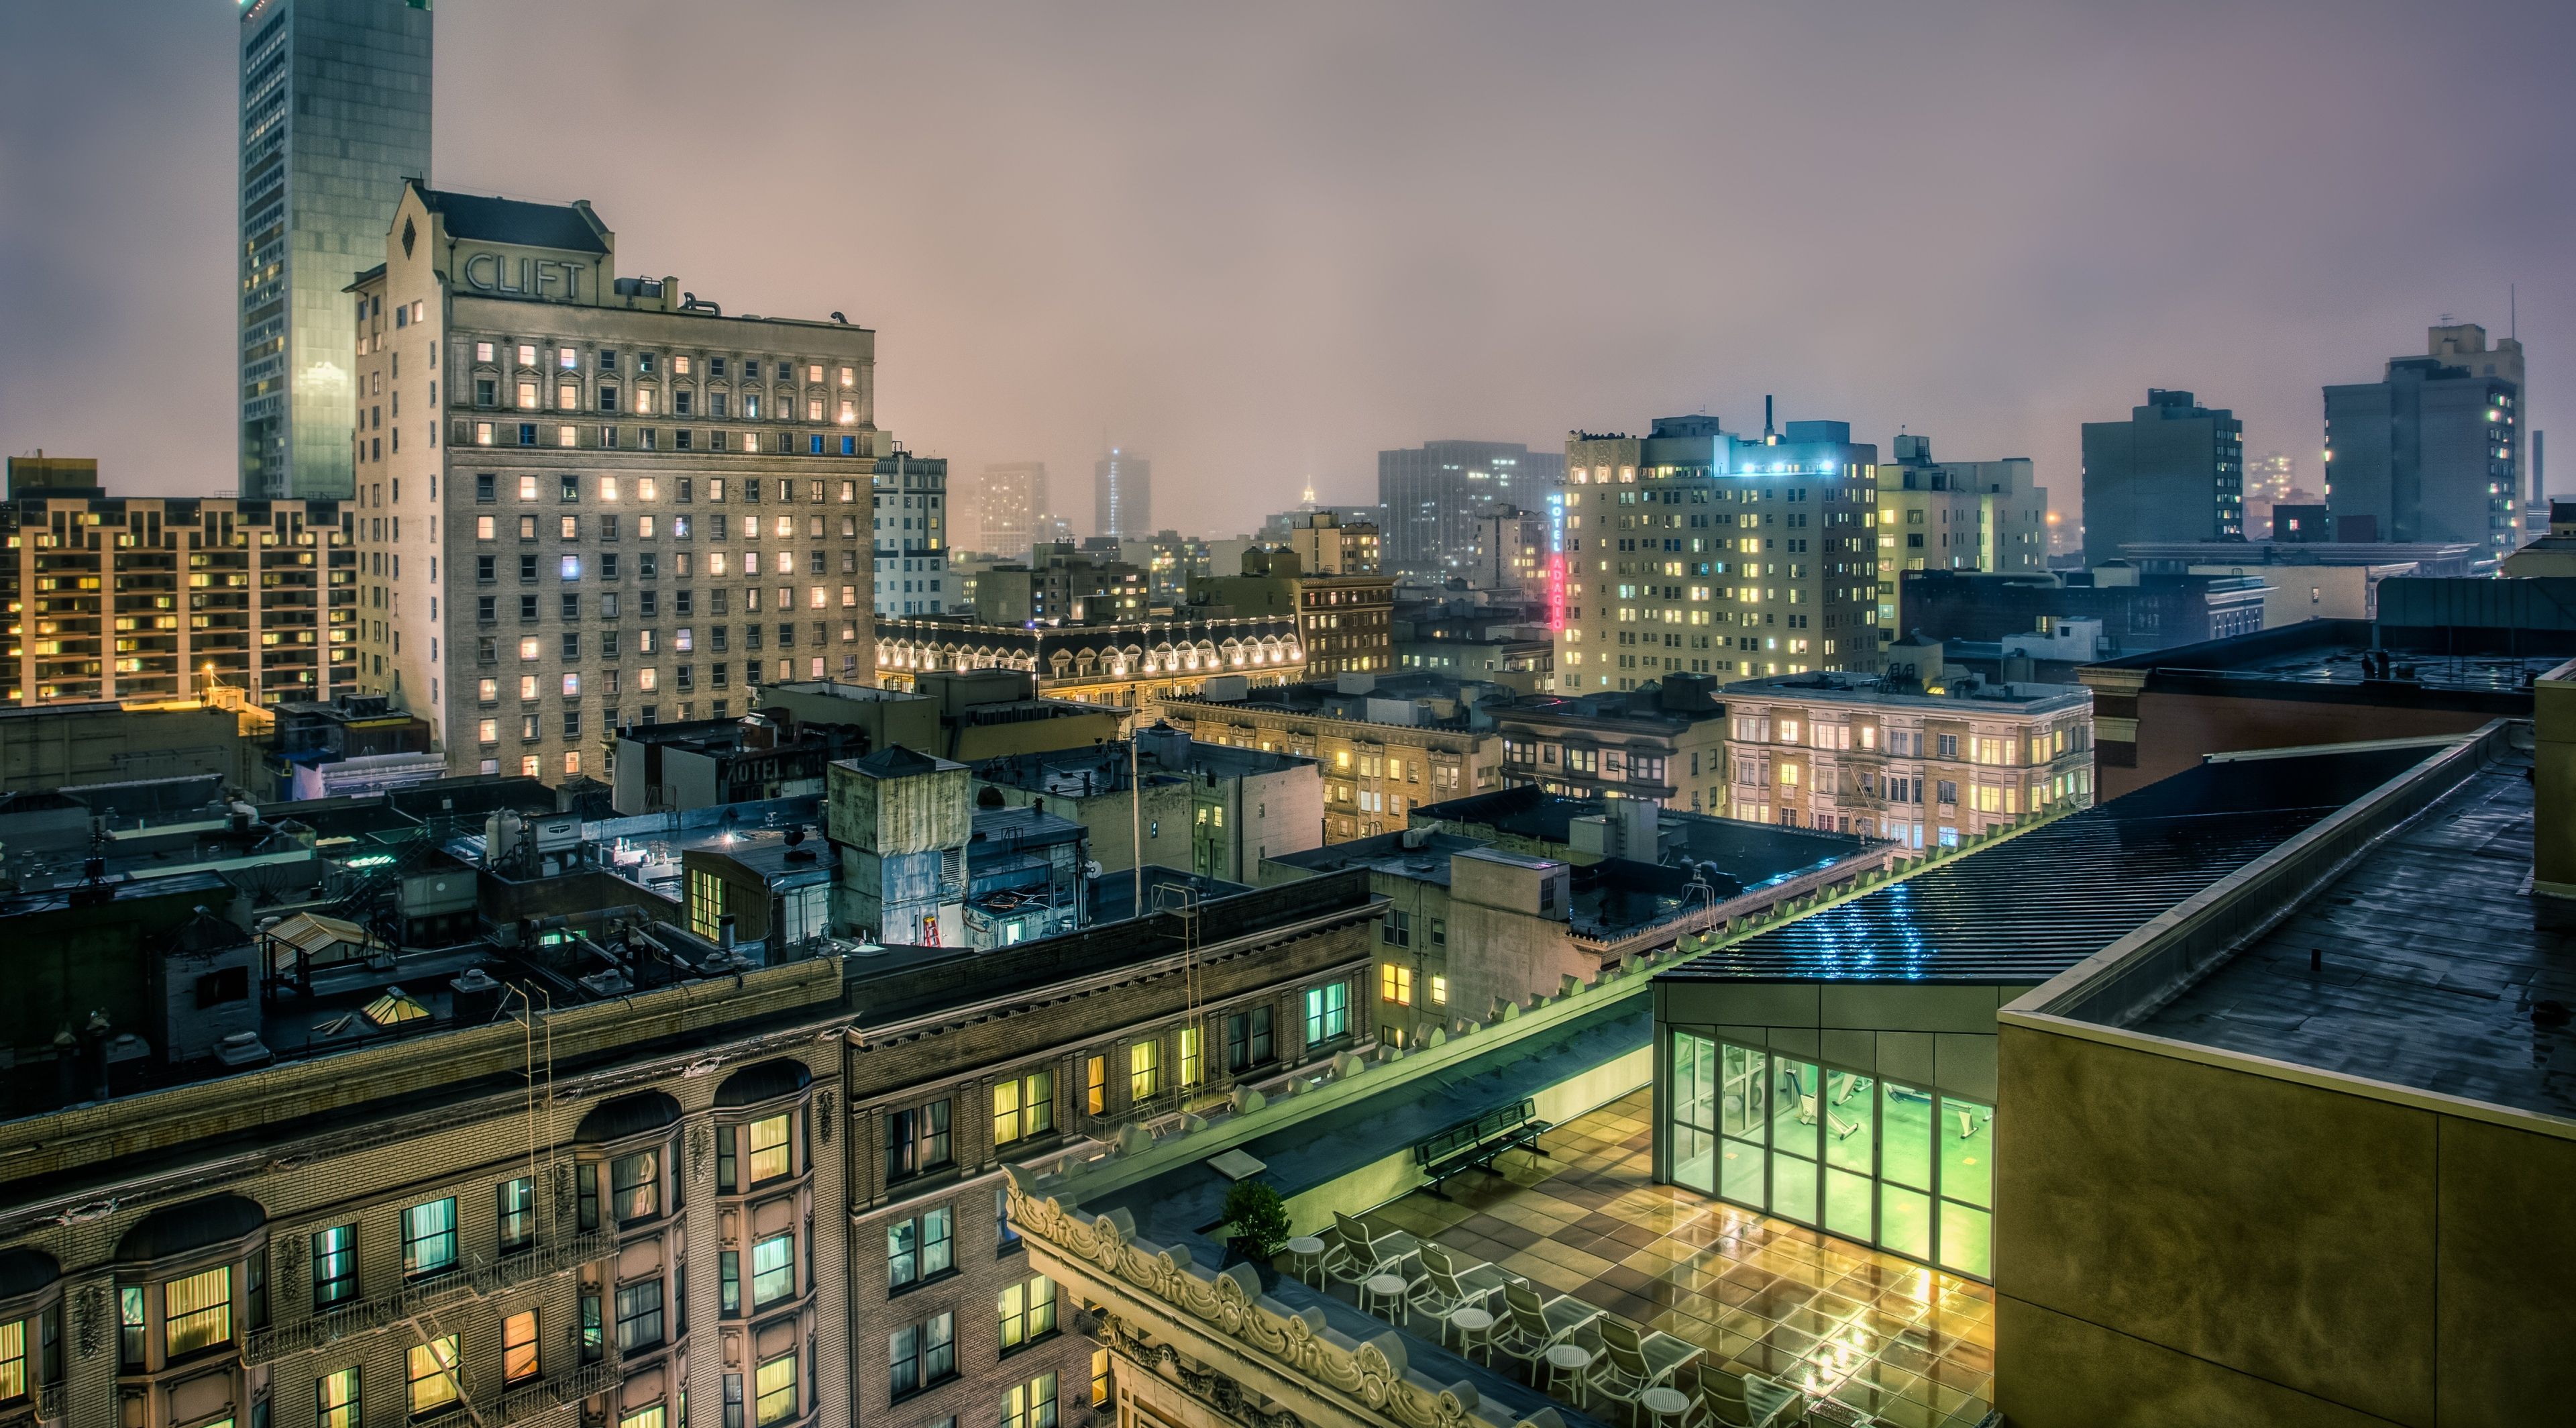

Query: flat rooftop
[1663,744,2445,985]
[2121,747,2576,1120]
[1721,672,2089,713]
[1264,829,1495,885]
[2086,619,2559,695]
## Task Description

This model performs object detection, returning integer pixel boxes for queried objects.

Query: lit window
[503,1309,539,1384]
[599,475,620,501]
[839,366,853,387]
[519,638,540,661]
[756,1352,799,1425]
[751,1233,795,1307]
[476,515,495,540]
[475,341,494,362]
[998,1276,1057,1350]
[992,1070,1053,1145]
[748,1113,792,1182]
[517,382,538,410]
[561,556,582,580]
[521,755,541,777]
[557,424,577,447]
[1004,1373,1059,1428]
[516,344,537,367]
[163,1265,231,1356]
[317,1366,360,1428]
[474,423,493,446]
[407,1335,461,1415]
[562,672,581,697]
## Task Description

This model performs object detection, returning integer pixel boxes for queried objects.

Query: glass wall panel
[1768,1055,1819,1225]
[1768,1055,1819,1158]
[1882,1082,1934,1191]
[1825,1169,1872,1241]
[1720,1043,1764,1137]
[1770,1152,1816,1225]
[1939,1094,1993,1209]
[1658,1040,1993,1282]
[1880,1185,1932,1262]
[1824,1072,1874,1173]
[1669,1033,1717,1192]
[1721,1135,1765,1207]
[1938,1202,1991,1279]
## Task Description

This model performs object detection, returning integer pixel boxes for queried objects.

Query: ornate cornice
[1004,1174,1554,1428]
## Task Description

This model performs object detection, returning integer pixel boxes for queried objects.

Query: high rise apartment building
[1277,511,1382,575]
[2,458,356,707]
[1377,440,1564,575]
[1872,435,2049,640]
[873,450,949,617]
[239,0,433,501]
[2324,326,2522,555]
[1093,450,1150,538]
[1559,413,1880,693]
[976,461,1048,558]
[348,183,884,782]
[2080,390,2244,565]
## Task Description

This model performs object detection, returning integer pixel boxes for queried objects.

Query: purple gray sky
[4,1,2572,541]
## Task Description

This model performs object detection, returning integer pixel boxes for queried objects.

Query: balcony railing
[0,1382,68,1426]
[246,1229,612,1363]
[413,1358,619,1427]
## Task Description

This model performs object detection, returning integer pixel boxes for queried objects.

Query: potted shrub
[1219,1178,1293,1277]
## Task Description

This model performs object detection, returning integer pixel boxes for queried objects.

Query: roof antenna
[2511,282,2517,340]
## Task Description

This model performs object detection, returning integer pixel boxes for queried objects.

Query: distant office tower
[1095,449,1150,538]
[2080,391,2244,566]
[2324,333,2520,554]
[979,461,1048,557]
[1377,440,1564,574]
[875,448,951,617]
[2431,323,2528,502]
[239,0,433,501]
[1872,435,2049,638]
[1560,413,1878,691]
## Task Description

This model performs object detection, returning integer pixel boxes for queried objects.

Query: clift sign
[460,251,584,302]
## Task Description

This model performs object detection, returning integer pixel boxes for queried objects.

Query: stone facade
[347,183,883,782]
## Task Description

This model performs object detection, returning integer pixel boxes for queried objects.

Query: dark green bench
[1412,1098,1552,1197]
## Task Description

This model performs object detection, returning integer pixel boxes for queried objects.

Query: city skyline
[5,1,2571,538]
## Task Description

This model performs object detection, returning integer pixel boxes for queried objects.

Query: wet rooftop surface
[2127,750,2576,1119]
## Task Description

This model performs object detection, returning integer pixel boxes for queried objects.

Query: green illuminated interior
[1668,1030,1992,1279]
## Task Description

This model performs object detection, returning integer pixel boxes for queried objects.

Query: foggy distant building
[1377,440,1563,574]
[2324,327,2520,554]
[239,0,434,500]
[978,460,1047,557]
[875,449,950,617]
[2080,391,2244,566]
[1095,448,1151,538]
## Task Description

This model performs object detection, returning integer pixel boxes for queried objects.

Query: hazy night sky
[4,1,2573,542]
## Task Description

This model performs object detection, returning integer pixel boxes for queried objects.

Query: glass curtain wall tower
[239,0,433,500]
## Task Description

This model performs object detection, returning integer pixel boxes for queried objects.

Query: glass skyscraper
[239,0,432,499]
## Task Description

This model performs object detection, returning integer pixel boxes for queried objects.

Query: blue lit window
[809,435,824,456]
[841,436,857,456]
[560,556,582,580]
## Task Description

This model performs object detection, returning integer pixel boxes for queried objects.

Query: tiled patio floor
[1365,1090,1996,1428]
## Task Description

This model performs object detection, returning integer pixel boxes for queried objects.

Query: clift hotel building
[348,183,887,780]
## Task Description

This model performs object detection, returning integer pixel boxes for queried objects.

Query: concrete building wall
[1994,1022,2576,1427]
[2094,687,2511,800]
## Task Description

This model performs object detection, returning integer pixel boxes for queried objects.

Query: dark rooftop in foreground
[2121,744,2576,1121]
[1664,742,2447,985]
